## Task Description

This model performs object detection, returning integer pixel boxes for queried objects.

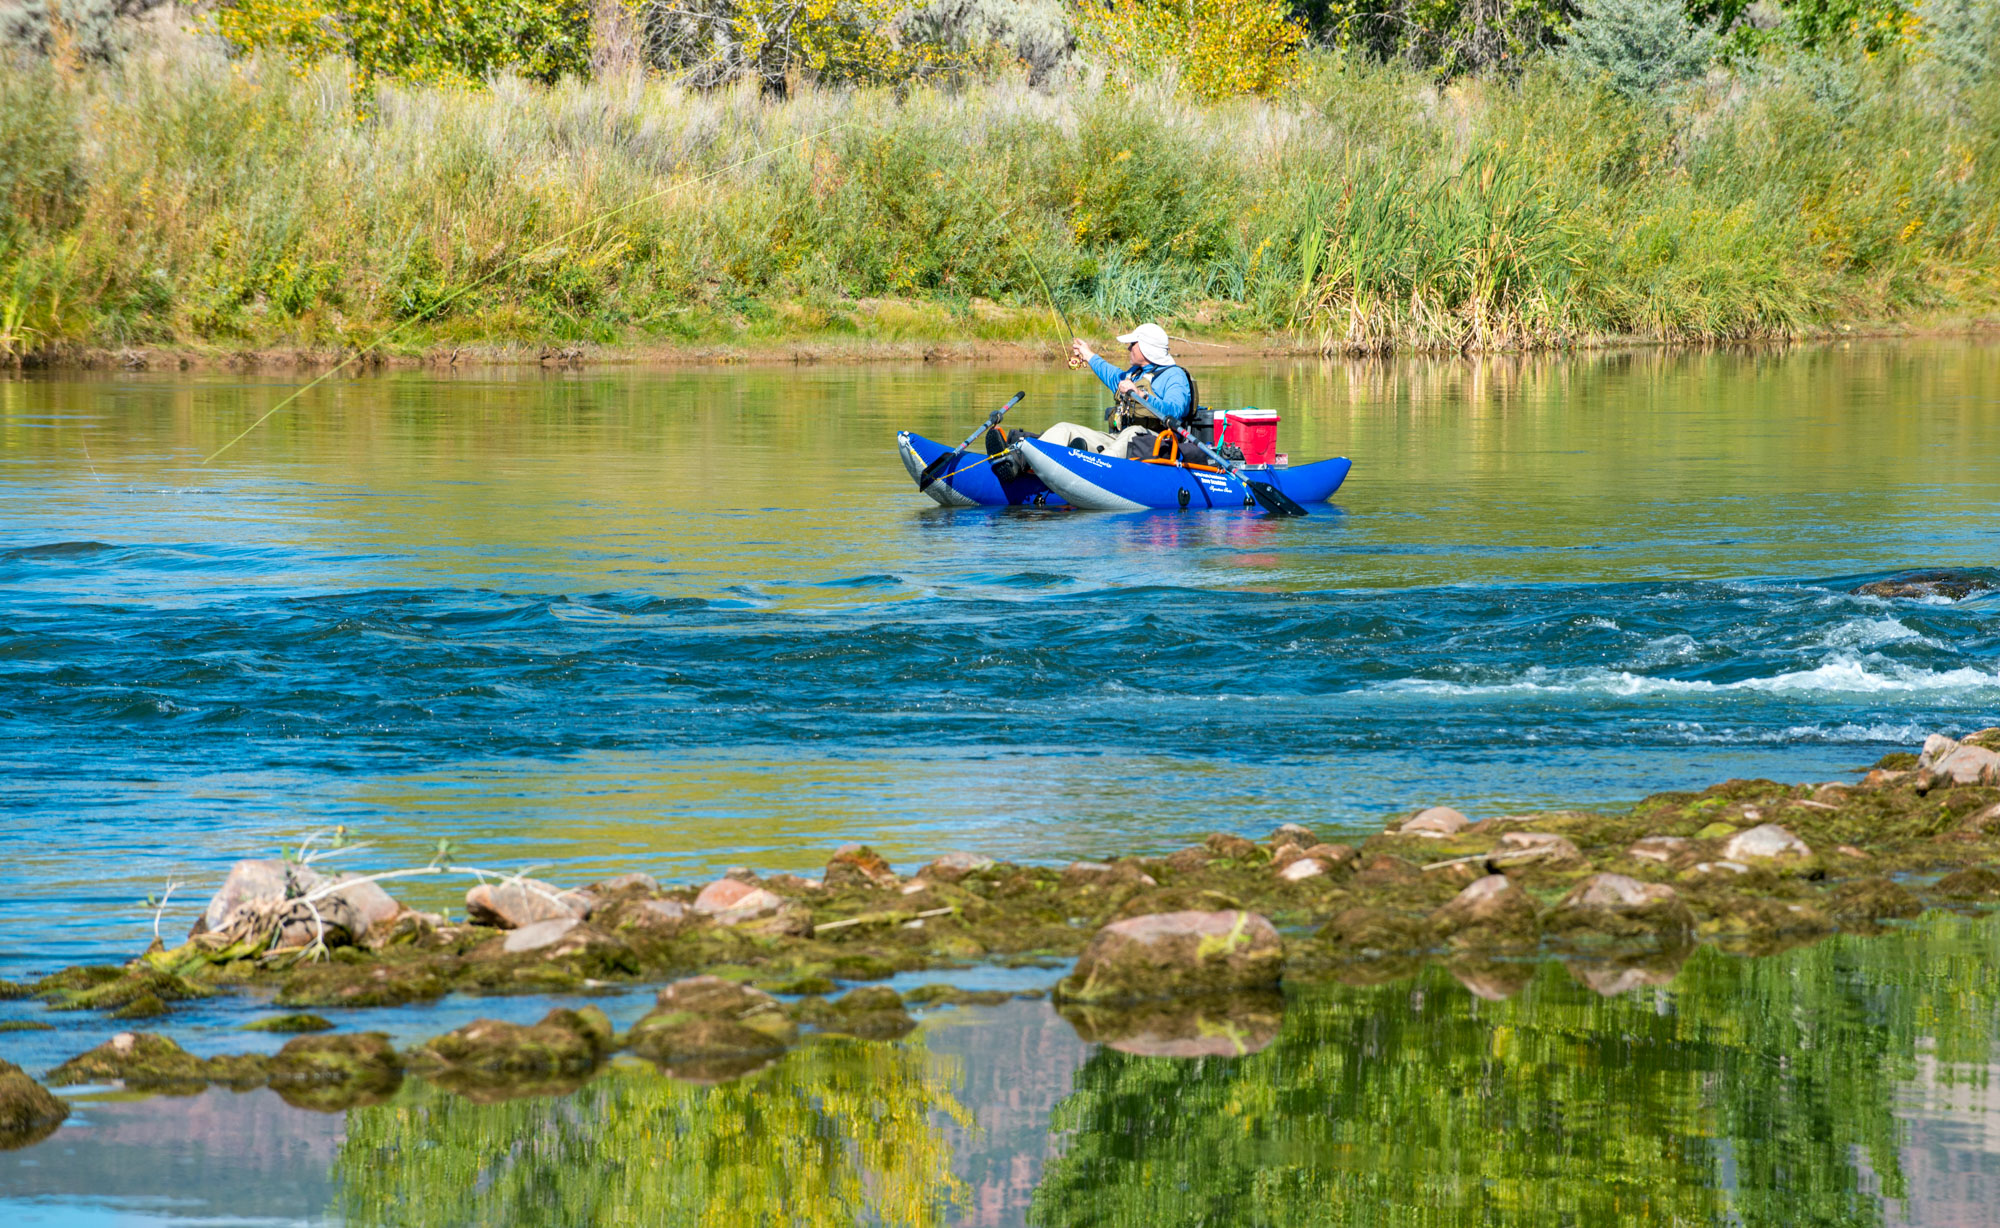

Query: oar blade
[917,450,961,493]
[1245,479,1309,517]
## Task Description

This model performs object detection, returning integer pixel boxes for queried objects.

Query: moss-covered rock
[797,987,914,1040]
[244,1013,333,1033]
[1546,874,1694,944]
[411,1007,613,1094]
[268,1032,402,1110]
[1055,911,1282,1004]
[35,964,208,1013]
[1934,866,2000,897]
[1429,875,1540,948]
[0,1063,69,1149]
[1827,877,1922,922]
[1316,906,1432,957]
[627,976,799,1080]
[47,1031,207,1089]
[275,957,453,1008]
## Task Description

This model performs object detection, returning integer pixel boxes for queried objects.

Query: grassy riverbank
[4,31,1998,365]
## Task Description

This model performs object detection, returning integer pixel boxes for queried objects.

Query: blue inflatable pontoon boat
[896,429,1349,512]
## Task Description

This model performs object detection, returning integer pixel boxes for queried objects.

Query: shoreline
[15,312,1999,376]
[2,727,1997,1119]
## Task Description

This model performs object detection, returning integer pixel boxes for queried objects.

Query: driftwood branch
[812,906,955,936]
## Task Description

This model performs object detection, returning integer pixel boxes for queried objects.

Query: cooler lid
[1231,408,1280,422]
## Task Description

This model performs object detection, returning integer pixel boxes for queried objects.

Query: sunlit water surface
[3,341,2000,1224]
[1,342,1997,969]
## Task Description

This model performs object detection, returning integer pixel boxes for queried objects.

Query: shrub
[1561,0,1714,98]
[1074,0,1307,100]
[0,0,159,61]
[903,0,1075,84]
[213,0,594,87]
[0,61,86,235]
[1311,0,1574,77]
[631,0,967,91]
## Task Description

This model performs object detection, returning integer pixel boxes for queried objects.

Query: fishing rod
[202,123,849,466]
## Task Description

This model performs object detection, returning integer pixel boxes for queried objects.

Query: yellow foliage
[213,0,594,89]
[1073,0,1306,101]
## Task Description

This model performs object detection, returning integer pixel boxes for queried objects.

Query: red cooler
[1222,408,1281,466]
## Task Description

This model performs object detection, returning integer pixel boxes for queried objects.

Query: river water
[2,341,1998,1224]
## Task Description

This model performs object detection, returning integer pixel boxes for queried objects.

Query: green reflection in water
[1032,912,2000,1228]
[335,1037,972,1227]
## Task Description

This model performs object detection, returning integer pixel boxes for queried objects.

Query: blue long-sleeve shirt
[1087,355,1192,426]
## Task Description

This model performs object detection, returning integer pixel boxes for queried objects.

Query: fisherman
[1040,323,1194,456]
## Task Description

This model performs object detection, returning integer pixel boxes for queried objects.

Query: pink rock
[1400,807,1470,838]
[465,879,592,929]
[1721,824,1811,863]
[1060,861,1157,890]
[1627,836,1688,864]
[1278,858,1327,882]
[502,917,580,953]
[917,852,995,883]
[1057,911,1283,1003]
[1495,832,1584,866]
[692,879,784,923]
[199,859,322,933]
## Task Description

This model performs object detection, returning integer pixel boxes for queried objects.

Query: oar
[918,391,1025,493]
[1183,431,1309,517]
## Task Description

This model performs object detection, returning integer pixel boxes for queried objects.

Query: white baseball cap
[1115,322,1174,366]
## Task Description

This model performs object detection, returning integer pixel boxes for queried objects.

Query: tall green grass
[1,30,1995,363]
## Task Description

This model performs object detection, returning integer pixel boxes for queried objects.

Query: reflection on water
[7,913,1997,1227]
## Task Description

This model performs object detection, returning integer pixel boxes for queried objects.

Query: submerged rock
[1056,910,1283,1004]
[798,987,915,1040]
[1060,988,1284,1058]
[1720,824,1811,864]
[1430,875,1539,947]
[464,879,592,930]
[627,976,799,1080]
[1547,874,1694,942]
[0,1062,69,1149]
[1853,570,1996,601]
[1935,866,2000,897]
[1400,807,1470,838]
[1269,823,1317,847]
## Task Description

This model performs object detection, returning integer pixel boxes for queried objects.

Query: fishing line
[202,123,848,466]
